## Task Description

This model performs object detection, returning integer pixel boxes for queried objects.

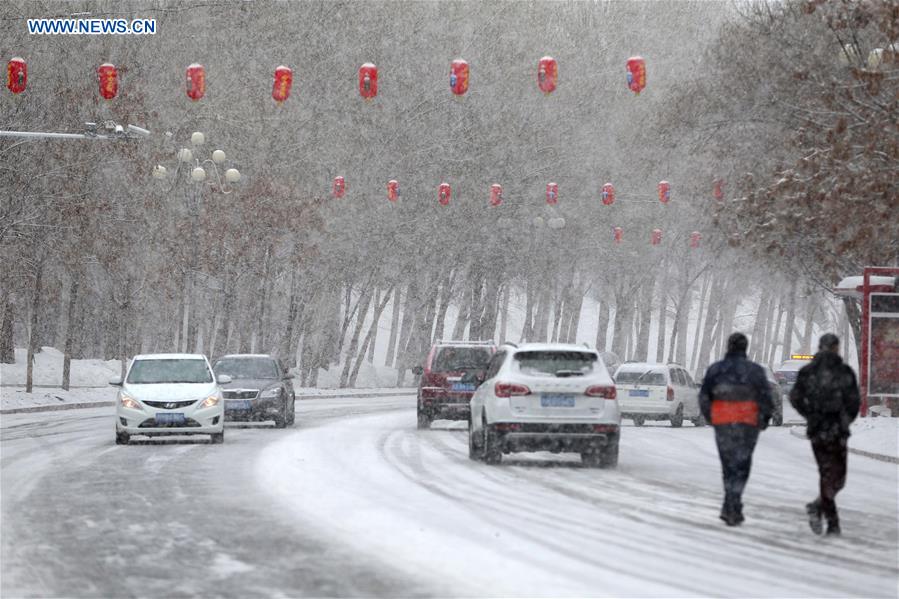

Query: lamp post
[153,131,242,352]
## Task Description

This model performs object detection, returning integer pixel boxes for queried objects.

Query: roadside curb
[0,390,416,416]
[788,425,898,464]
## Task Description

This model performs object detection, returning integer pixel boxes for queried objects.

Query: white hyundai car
[111,354,230,445]
[613,362,702,427]
[468,343,620,467]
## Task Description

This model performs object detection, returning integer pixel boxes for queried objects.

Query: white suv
[613,362,702,427]
[112,354,230,445]
[468,343,620,468]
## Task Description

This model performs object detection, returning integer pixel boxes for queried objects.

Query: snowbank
[850,418,898,460]
[0,386,114,411]
[300,361,402,389]
[0,347,121,387]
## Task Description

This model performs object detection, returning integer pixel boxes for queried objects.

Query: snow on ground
[850,418,898,459]
[258,408,899,598]
[302,361,401,388]
[0,386,114,411]
[0,347,120,387]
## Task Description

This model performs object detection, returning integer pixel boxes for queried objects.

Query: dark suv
[212,354,295,428]
[412,341,494,429]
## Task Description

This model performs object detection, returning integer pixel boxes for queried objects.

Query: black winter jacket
[789,352,860,440]
[699,350,774,427]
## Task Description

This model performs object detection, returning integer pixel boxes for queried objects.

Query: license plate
[629,389,650,397]
[451,383,476,392]
[226,400,252,411]
[540,394,575,407]
[155,412,185,425]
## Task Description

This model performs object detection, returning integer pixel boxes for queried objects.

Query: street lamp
[154,130,241,194]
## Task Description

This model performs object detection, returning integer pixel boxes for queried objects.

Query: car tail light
[667,386,675,401]
[494,422,523,432]
[592,424,619,433]
[585,385,616,399]
[495,382,531,398]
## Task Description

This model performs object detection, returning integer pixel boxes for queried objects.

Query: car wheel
[274,404,288,428]
[417,408,431,430]
[599,441,619,469]
[772,411,783,427]
[632,416,645,427]
[468,418,483,461]
[581,450,602,468]
[670,405,684,428]
[287,396,296,425]
[483,419,502,465]
[210,431,224,444]
[115,430,130,445]
[691,414,706,427]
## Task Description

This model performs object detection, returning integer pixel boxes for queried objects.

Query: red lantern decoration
[651,228,663,246]
[98,63,118,100]
[490,183,503,207]
[713,179,724,201]
[613,227,623,244]
[272,65,293,103]
[690,231,701,248]
[538,56,557,94]
[601,182,615,205]
[546,182,558,205]
[658,180,670,204]
[332,176,345,198]
[186,63,205,101]
[387,179,399,202]
[450,59,469,96]
[359,63,378,100]
[626,56,646,95]
[438,183,452,206]
[7,57,26,94]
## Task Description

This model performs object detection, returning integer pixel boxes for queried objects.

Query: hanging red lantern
[186,63,205,101]
[7,57,26,94]
[438,183,452,206]
[272,65,293,103]
[332,176,345,198]
[658,180,670,204]
[601,182,615,205]
[651,228,663,246]
[359,63,378,100]
[546,182,558,205]
[97,63,118,100]
[537,56,557,94]
[490,183,503,207]
[387,179,399,202]
[690,231,701,248]
[613,227,623,244]
[626,56,646,95]
[450,59,469,96]
[713,179,724,201]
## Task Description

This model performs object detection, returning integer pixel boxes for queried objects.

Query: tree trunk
[749,293,770,362]
[280,270,299,363]
[385,285,403,367]
[451,280,471,340]
[595,299,610,351]
[801,296,818,352]
[0,295,14,364]
[689,272,712,372]
[25,262,44,394]
[695,277,724,373]
[350,287,393,387]
[62,272,81,391]
[366,288,381,363]
[499,284,510,344]
[765,298,786,367]
[340,286,374,388]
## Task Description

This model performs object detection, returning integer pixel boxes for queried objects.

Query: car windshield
[432,347,492,372]
[214,358,279,380]
[126,359,213,384]
[615,370,666,386]
[514,351,596,376]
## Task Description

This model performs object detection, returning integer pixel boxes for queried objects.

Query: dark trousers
[811,436,848,524]
[714,425,760,511]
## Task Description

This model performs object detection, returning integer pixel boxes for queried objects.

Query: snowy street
[3,396,897,598]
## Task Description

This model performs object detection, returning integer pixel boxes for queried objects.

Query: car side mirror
[217,374,232,385]
[108,377,122,386]
[411,365,423,376]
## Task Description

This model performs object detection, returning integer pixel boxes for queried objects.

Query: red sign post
[859,267,899,416]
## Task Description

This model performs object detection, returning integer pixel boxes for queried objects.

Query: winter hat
[727,332,749,354]
[819,333,840,352]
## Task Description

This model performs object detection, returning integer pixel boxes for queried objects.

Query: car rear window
[432,347,492,372]
[127,359,213,384]
[214,358,279,380]
[615,370,666,386]
[514,351,596,377]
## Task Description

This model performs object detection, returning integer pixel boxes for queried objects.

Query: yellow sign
[790,354,814,360]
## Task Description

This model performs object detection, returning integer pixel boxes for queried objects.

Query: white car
[468,343,620,468]
[614,362,702,427]
[111,353,230,445]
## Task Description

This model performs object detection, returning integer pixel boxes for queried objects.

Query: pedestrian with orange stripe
[699,332,775,526]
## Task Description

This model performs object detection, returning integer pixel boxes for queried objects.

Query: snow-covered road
[3,396,897,598]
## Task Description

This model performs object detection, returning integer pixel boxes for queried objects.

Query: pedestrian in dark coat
[789,333,860,536]
[699,332,774,526]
